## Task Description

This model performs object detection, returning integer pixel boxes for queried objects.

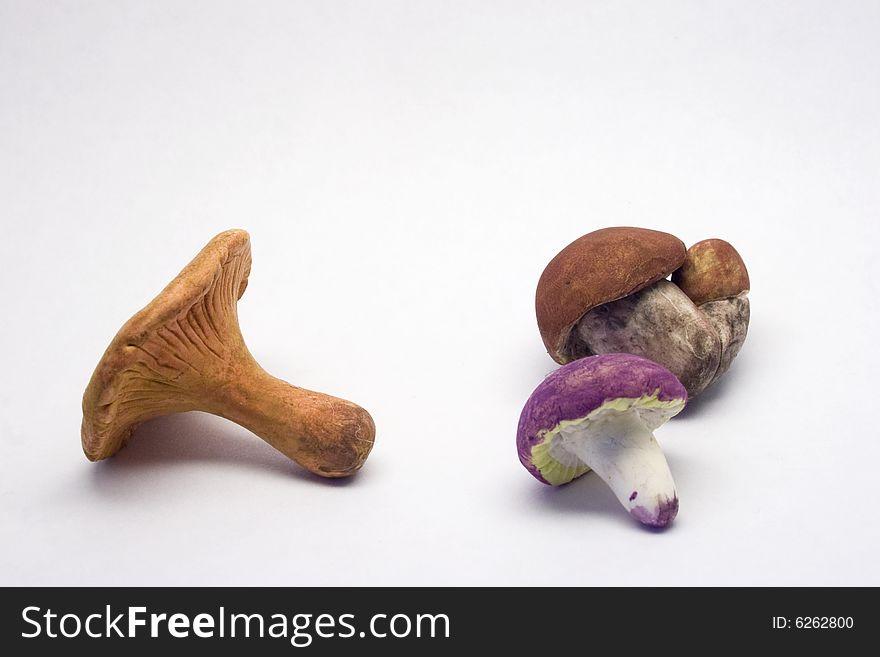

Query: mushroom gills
[556,408,678,528]
[575,280,721,396]
[81,230,376,477]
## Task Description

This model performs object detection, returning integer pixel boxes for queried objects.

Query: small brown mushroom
[535,227,750,396]
[81,229,375,478]
[673,239,750,382]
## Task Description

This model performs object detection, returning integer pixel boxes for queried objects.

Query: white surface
[1,0,879,586]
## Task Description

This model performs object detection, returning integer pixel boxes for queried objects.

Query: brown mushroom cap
[81,229,252,460]
[672,238,750,306]
[535,227,686,363]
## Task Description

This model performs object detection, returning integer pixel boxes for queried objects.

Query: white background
[1,0,878,586]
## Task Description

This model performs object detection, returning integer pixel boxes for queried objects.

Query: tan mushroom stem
[81,229,375,478]
[202,355,376,478]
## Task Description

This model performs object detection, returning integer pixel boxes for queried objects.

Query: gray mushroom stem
[576,280,720,396]
[558,411,679,528]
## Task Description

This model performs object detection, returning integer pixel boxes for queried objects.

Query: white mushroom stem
[559,411,678,528]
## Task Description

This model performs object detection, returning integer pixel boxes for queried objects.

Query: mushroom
[517,353,686,528]
[672,239,750,382]
[81,229,375,478]
[535,226,749,396]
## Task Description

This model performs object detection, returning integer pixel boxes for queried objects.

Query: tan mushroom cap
[82,229,252,460]
[536,227,686,363]
[672,238,750,306]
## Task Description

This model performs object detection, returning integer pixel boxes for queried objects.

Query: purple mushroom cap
[517,353,687,485]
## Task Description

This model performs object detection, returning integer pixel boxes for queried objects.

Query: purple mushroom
[517,353,687,528]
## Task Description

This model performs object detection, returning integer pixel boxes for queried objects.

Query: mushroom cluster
[519,226,750,528]
[536,227,750,396]
[81,229,375,478]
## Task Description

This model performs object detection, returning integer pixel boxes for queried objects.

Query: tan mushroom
[81,229,375,478]
[535,227,750,396]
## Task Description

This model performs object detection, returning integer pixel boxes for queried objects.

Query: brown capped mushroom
[81,229,375,478]
[536,227,687,363]
[673,239,750,382]
[535,227,750,396]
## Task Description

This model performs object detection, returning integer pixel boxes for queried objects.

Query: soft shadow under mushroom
[674,350,751,419]
[88,412,358,487]
[526,475,635,529]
